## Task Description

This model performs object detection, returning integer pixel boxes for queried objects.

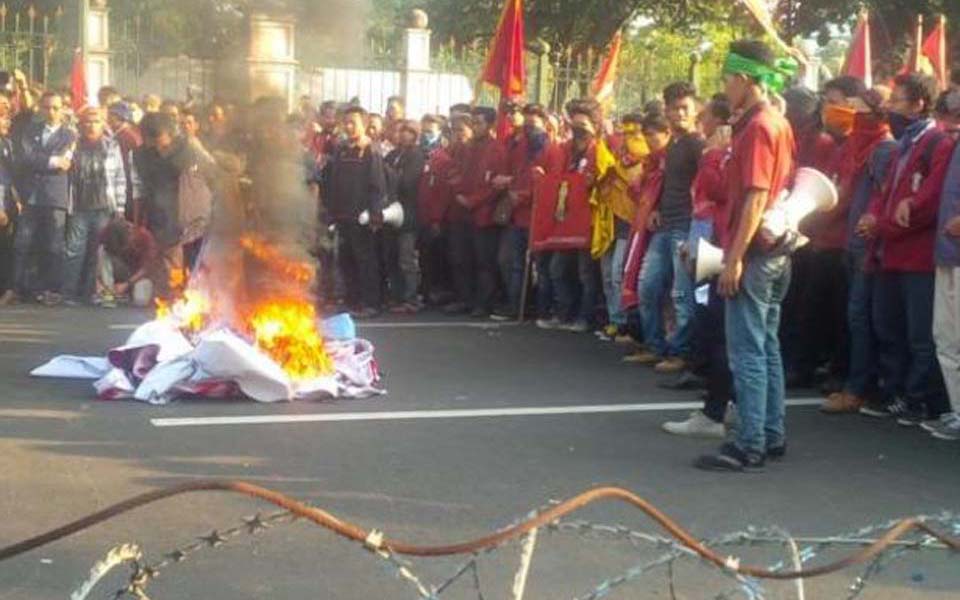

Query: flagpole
[938,14,947,88]
[913,14,924,72]
[863,11,872,88]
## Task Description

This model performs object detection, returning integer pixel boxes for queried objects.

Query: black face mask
[887,111,919,140]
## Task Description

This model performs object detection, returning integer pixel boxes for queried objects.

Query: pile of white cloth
[31,315,384,405]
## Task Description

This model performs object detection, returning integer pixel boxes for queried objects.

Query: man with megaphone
[694,40,798,473]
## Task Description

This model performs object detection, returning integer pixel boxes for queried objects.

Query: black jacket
[385,145,426,231]
[321,141,387,223]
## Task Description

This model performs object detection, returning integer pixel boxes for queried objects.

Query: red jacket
[691,146,728,221]
[458,135,508,228]
[417,147,455,227]
[508,136,564,229]
[866,126,956,272]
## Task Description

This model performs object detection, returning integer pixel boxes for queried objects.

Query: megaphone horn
[783,167,838,229]
[358,210,371,226]
[381,202,405,228]
[695,237,725,284]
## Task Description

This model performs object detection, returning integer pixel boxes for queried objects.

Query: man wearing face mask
[856,73,956,426]
[504,104,563,319]
[786,76,869,396]
[820,87,896,415]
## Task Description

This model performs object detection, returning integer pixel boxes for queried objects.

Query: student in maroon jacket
[454,106,507,317]
[501,103,564,318]
[856,73,957,425]
[443,115,477,314]
[416,121,456,307]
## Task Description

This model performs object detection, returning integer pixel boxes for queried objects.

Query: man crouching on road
[695,40,797,473]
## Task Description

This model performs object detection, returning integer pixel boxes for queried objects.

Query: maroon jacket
[507,136,564,229]
[459,134,508,228]
[417,147,455,228]
[866,125,956,272]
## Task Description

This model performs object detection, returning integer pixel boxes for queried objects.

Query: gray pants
[384,229,420,304]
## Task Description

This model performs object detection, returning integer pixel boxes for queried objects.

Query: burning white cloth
[31,315,384,404]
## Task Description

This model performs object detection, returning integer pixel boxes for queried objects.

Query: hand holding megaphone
[358,201,405,228]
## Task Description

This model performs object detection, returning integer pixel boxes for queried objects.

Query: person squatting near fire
[5,36,960,455]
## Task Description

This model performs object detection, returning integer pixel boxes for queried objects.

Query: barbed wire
[0,480,953,599]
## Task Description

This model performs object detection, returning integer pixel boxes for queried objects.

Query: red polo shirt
[720,102,796,251]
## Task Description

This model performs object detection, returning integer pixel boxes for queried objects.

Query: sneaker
[596,324,619,341]
[888,398,927,427]
[536,317,562,330]
[39,291,63,307]
[766,443,787,461]
[614,333,635,344]
[563,320,590,333]
[622,349,661,365]
[351,307,381,320]
[654,357,687,374]
[470,307,490,319]
[694,442,766,473]
[657,371,706,391]
[820,392,866,415]
[490,309,517,322]
[0,289,15,306]
[930,414,960,441]
[921,412,960,433]
[662,411,725,438]
[859,397,892,418]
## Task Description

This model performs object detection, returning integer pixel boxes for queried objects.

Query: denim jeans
[872,271,945,411]
[686,218,714,261]
[725,253,791,455]
[549,249,598,324]
[383,229,420,304]
[638,229,695,357]
[508,226,529,310]
[64,209,112,299]
[845,249,876,398]
[13,205,66,295]
[600,238,628,326]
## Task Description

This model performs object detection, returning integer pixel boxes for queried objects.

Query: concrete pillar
[247,13,299,111]
[401,10,432,118]
[84,0,111,103]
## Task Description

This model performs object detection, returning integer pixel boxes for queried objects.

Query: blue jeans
[550,249,597,324]
[13,205,66,295]
[600,238,628,326]
[845,250,876,397]
[725,254,791,455]
[872,271,942,409]
[64,209,112,299]
[508,227,528,309]
[638,229,695,357]
[686,218,714,261]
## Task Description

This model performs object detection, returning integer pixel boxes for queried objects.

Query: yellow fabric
[590,137,618,259]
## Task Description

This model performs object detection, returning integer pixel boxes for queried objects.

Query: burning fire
[240,235,313,284]
[153,238,333,382]
[248,299,334,380]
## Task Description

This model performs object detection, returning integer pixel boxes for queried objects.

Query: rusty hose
[0,480,956,581]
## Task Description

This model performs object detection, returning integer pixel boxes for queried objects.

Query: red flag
[591,30,623,103]
[922,15,948,89]
[896,15,926,78]
[480,0,526,99]
[842,12,872,88]
[70,48,87,111]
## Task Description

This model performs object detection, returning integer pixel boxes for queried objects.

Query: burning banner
[31,97,384,404]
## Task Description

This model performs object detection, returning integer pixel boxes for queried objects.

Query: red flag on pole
[921,14,948,89]
[842,12,872,88]
[480,0,526,99]
[70,48,87,111]
[896,14,926,77]
[591,30,623,104]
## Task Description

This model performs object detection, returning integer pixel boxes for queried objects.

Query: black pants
[473,225,502,312]
[0,216,14,294]
[338,222,381,310]
[700,282,733,422]
[419,225,451,303]
[14,205,66,295]
[794,248,849,380]
[447,220,476,307]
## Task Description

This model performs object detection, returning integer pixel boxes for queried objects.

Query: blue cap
[108,101,134,123]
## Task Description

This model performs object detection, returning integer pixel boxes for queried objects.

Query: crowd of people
[2,37,960,470]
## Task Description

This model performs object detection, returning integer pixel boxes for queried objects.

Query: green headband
[722,52,798,94]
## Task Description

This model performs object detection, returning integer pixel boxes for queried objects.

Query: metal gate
[0,3,63,86]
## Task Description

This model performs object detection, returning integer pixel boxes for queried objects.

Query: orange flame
[248,299,333,380]
[240,235,313,284]
[156,289,211,334]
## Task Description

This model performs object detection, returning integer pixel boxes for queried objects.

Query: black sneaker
[766,443,787,461]
[859,397,892,418]
[889,399,927,427]
[694,442,766,473]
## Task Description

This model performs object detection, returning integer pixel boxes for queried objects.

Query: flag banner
[842,12,872,88]
[480,0,526,99]
[532,172,592,252]
[591,31,623,104]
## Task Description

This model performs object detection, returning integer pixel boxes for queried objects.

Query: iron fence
[0,3,62,86]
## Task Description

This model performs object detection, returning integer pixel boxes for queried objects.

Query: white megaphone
[760,167,838,249]
[695,237,725,283]
[358,202,405,228]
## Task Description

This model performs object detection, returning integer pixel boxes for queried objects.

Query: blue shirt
[935,143,960,267]
[847,140,896,255]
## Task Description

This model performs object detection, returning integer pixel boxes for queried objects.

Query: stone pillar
[401,9,432,118]
[247,13,299,111]
[84,0,111,103]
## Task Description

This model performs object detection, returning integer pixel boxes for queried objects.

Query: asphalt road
[0,305,958,599]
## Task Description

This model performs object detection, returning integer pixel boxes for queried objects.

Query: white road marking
[151,399,823,428]
[111,320,517,331]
